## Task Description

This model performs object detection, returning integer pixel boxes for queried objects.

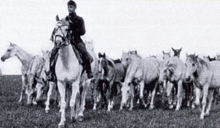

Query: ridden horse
[48,16,97,127]
[185,54,220,119]
[171,47,182,58]
[93,52,125,111]
[1,43,46,105]
[120,51,159,110]
[159,57,186,110]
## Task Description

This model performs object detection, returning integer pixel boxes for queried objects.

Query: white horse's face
[120,83,130,108]
[121,52,130,67]
[51,19,69,46]
[42,50,51,72]
[1,43,17,62]
[185,54,198,82]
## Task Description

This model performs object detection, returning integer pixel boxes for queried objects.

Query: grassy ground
[0,75,220,128]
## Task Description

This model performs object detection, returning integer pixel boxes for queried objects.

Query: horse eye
[126,58,129,61]
[7,49,11,52]
[192,63,195,66]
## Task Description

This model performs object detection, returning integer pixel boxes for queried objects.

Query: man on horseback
[46,0,93,81]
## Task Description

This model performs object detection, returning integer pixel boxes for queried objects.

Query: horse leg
[205,89,214,117]
[70,80,80,122]
[57,81,66,127]
[129,84,134,111]
[107,81,114,111]
[200,84,209,119]
[78,80,90,120]
[18,75,26,103]
[175,80,183,111]
[45,82,54,113]
[139,81,147,108]
[149,81,158,110]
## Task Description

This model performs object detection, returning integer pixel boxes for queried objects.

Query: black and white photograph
[0,0,220,127]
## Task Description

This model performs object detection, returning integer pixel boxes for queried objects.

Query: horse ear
[56,15,60,21]
[171,47,174,51]
[134,50,137,54]
[103,53,106,57]
[180,47,182,51]
[98,52,101,58]
[162,51,165,54]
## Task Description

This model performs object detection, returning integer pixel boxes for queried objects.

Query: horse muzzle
[1,57,5,62]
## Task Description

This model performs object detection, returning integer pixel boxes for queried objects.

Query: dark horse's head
[172,47,182,58]
[98,52,114,76]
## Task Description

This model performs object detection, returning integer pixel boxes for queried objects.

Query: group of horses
[1,16,220,127]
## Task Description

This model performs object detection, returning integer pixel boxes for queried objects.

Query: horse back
[143,58,159,84]
[164,57,185,82]
[210,61,220,87]
[114,63,126,82]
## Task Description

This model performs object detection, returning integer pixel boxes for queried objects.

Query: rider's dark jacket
[66,12,86,43]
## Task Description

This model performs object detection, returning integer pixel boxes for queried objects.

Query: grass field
[0,75,220,128]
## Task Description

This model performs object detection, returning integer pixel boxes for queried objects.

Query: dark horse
[93,52,126,111]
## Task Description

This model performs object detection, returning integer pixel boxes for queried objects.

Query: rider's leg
[74,41,93,78]
[46,46,59,81]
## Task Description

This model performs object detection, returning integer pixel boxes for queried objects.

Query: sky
[1,0,220,74]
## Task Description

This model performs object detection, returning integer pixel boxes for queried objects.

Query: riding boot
[74,41,93,78]
[46,46,59,81]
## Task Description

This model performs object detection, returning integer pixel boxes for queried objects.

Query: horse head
[185,53,199,82]
[162,51,171,60]
[1,42,17,62]
[51,16,69,46]
[171,47,182,58]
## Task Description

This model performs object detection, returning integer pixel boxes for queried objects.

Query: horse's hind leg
[57,81,67,127]
[205,89,214,117]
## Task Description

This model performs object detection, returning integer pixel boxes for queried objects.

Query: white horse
[49,16,97,127]
[1,43,45,105]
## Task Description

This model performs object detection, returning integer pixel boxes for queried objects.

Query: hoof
[149,106,154,110]
[78,116,84,122]
[71,117,76,122]
[169,105,174,109]
[58,123,65,128]
[204,113,210,117]
[45,110,49,113]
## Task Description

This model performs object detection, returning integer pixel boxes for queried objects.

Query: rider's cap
[67,0,77,8]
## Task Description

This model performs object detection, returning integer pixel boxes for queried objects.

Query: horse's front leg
[129,84,134,111]
[18,75,26,103]
[78,79,90,120]
[200,84,209,119]
[57,81,67,127]
[45,82,54,113]
[205,88,214,117]
[139,81,147,108]
[107,81,114,111]
[175,80,183,111]
[149,81,158,110]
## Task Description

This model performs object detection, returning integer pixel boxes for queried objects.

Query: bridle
[51,24,70,44]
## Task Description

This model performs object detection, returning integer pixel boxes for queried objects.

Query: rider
[46,0,93,81]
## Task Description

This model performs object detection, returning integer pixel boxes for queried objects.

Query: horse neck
[59,45,77,67]
[196,58,210,76]
[15,47,34,66]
